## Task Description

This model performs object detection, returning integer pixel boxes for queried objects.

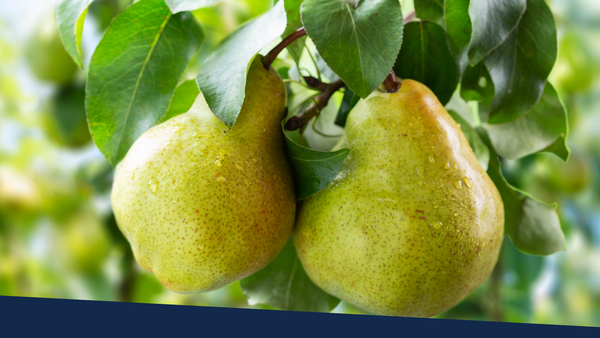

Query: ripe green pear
[111,56,296,293]
[293,79,504,317]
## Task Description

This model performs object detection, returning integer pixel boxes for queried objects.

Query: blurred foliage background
[0,0,598,325]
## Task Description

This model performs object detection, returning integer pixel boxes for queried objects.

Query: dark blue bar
[0,295,596,336]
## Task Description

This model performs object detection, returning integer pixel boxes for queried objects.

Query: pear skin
[111,56,296,293]
[293,79,504,317]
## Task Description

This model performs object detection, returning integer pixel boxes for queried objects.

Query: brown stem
[404,10,416,24]
[263,27,307,69]
[303,75,328,91]
[284,79,346,131]
[383,69,400,93]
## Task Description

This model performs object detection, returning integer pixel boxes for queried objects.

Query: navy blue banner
[0,295,597,336]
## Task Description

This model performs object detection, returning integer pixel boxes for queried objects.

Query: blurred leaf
[87,0,204,166]
[477,128,566,256]
[485,0,557,124]
[461,60,494,102]
[448,110,490,171]
[157,80,200,124]
[393,21,459,105]
[314,49,339,82]
[301,0,403,98]
[165,0,228,13]
[468,0,526,66]
[283,0,305,66]
[43,83,91,148]
[444,0,471,72]
[56,0,93,69]
[283,127,349,200]
[414,0,443,25]
[196,1,286,128]
[240,239,340,312]
[501,237,543,292]
[335,87,360,127]
[484,83,569,160]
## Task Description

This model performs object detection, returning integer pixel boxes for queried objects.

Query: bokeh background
[0,0,598,325]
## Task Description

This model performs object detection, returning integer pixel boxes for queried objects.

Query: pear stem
[383,70,401,93]
[284,79,345,131]
[263,27,307,70]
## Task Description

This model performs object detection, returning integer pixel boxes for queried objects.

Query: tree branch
[284,79,345,131]
[263,27,307,69]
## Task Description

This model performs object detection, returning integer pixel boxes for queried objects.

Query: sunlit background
[0,0,598,325]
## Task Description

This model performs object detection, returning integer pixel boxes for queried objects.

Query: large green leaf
[240,239,340,312]
[301,0,403,98]
[414,0,443,25]
[393,21,459,105]
[485,0,557,124]
[165,0,227,13]
[448,110,490,171]
[484,83,569,161]
[56,0,94,69]
[86,0,204,166]
[196,1,286,128]
[460,60,494,102]
[477,128,566,256]
[444,0,471,72]
[284,128,349,200]
[156,79,200,124]
[468,0,526,66]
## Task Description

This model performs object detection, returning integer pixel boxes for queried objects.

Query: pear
[111,56,296,293]
[293,79,504,317]
[25,12,78,85]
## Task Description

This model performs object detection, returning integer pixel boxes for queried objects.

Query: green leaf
[165,0,228,13]
[448,110,490,171]
[468,0,526,66]
[335,87,360,127]
[56,0,93,69]
[196,1,286,128]
[301,0,403,98]
[501,237,543,292]
[484,83,569,161]
[477,128,566,256]
[283,0,306,66]
[315,49,340,82]
[460,60,494,102]
[485,0,557,124]
[86,0,204,166]
[415,0,443,25]
[283,128,349,200]
[444,0,471,72]
[393,21,459,105]
[240,239,340,312]
[157,80,200,124]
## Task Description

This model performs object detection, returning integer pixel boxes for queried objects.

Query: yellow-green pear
[111,56,296,293]
[293,79,504,317]
[24,12,78,85]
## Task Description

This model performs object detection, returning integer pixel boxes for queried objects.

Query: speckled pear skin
[293,79,504,317]
[111,56,296,293]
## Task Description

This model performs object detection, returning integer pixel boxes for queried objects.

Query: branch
[263,27,307,69]
[284,79,345,131]
[383,69,400,93]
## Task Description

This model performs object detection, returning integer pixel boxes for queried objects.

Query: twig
[284,79,345,131]
[404,10,416,24]
[383,69,401,93]
[263,27,307,69]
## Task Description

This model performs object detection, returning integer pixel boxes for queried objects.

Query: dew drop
[235,163,244,171]
[464,177,473,189]
[454,164,458,170]
[198,244,204,250]
[454,180,463,190]
[429,155,435,163]
[445,162,450,169]
[148,178,158,193]
[433,222,442,229]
